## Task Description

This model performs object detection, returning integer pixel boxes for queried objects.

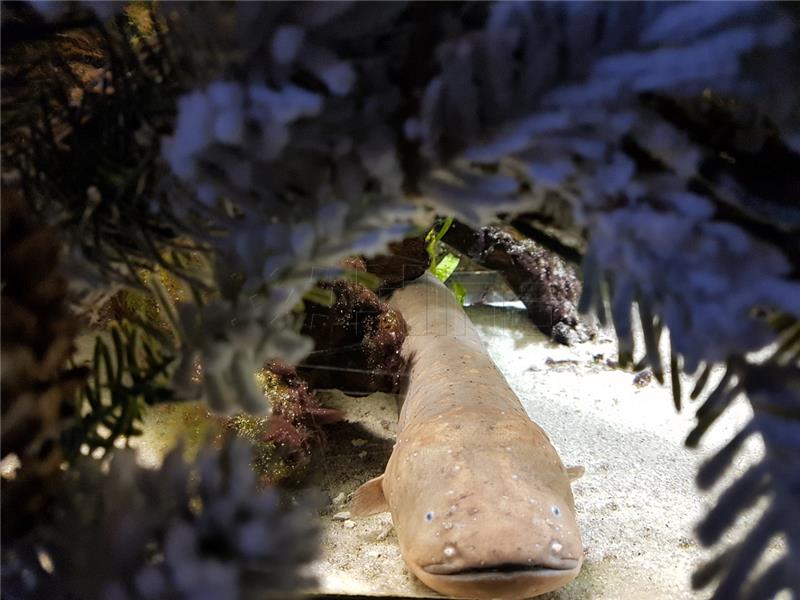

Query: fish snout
[421,543,581,576]
[410,519,582,599]
[414,545,582,600]
[405,493,583,573]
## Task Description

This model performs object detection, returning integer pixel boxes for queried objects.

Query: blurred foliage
[1,440,320,600]
[581,288,800,599]
[0,1,198,292]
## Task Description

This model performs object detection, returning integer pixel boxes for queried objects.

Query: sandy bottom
[304,304,779,600]
[131,303,780,599]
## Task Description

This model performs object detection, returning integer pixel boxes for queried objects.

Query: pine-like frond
[60,320,176,462]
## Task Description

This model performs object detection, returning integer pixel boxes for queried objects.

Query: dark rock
[442,220,593,344]
[363,236,430,291]
[299,280,408,395]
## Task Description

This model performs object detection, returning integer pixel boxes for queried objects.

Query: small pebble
[633,370,653,387]
[375,523,393,541]
[343,520,356,529]
[359,451,368,459]
[332,511,351,521]
[351,438,367,447]
[332,492,346,506]
[545,357,578,367]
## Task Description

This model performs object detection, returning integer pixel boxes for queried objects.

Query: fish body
[352,274,583,599]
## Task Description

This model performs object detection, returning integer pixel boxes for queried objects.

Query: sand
[305,303,779,599]
[130,302,779,599]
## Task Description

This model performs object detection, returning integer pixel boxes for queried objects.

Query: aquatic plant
[60,320,176,463]
[227,361,344,484]
[2,1,799,598]
[424,216,466,304]
[1,440,319,600]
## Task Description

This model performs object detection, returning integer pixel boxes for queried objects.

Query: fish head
[382,410,583,599]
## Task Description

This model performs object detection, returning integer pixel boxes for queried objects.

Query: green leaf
[426,216,454,263]
[432,253,460,283]
[148,276,184,339]
[303,286,336,307]
[97,340,115,395]
[339,268,381,290]
[90,341,105,410]
[111,326,126,386]
[64,318,176,464]
[450,281,467,306]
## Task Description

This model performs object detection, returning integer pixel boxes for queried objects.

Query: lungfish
[351,273,583,599]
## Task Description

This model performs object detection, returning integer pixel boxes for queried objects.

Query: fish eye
[426,511,434,522]
[551,505,561,517]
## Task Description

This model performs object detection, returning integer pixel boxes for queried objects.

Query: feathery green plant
[61,321,176,462]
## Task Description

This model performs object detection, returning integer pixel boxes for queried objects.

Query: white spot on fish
[449,505,457,513]
[443,522,453,530]
[413,451,419,457]
[551,505,561,517]
[446,490,455,496]
[528,497,537,504]
[453,465,461,472]
[551,541,563,553]
[511,474,519,480]
[446,449,453,455]
[443,544,457,558]
[505,447,512,452]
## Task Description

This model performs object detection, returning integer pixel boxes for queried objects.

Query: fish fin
[567,465,585,481]
[350,475,389,516]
